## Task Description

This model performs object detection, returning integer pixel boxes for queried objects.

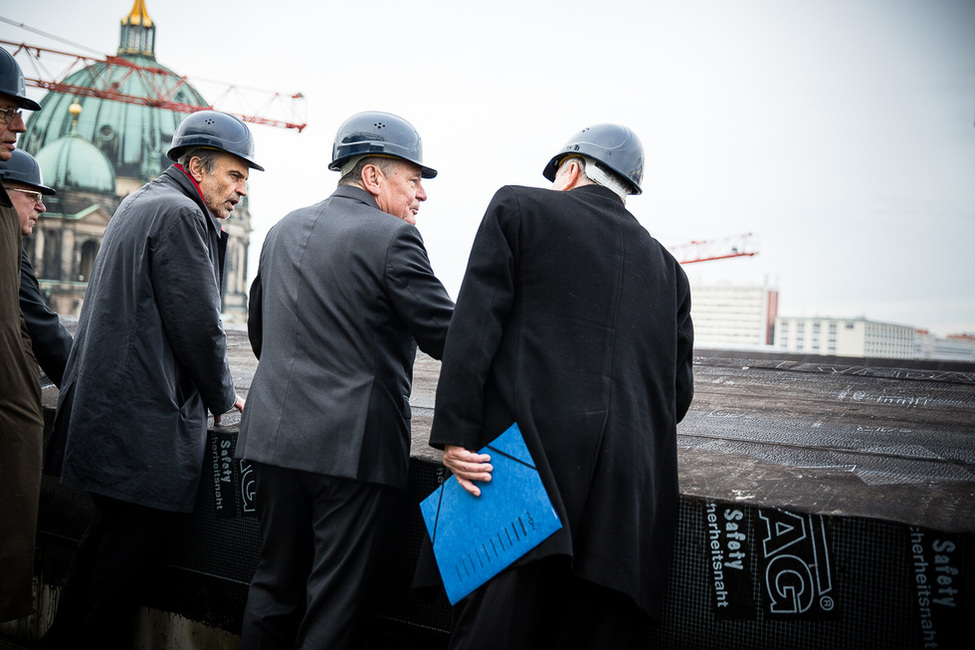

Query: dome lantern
[119,0,156,57]
[21,0,209,184]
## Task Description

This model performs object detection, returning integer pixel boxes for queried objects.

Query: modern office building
[774,316,918,359]
[689,282,779,348]
[916,331,975,362]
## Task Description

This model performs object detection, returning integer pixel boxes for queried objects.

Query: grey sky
[3,0,973,335]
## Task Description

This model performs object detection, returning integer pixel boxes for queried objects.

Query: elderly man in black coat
[428,124,694,649]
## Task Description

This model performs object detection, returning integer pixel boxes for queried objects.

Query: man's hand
[443,444,493,497]
[214,394,245,427]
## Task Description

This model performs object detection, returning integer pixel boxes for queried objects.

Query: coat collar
[161,164,224,235]
[570,183,626,205]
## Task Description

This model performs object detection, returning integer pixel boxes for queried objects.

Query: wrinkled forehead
[209,150,251,177]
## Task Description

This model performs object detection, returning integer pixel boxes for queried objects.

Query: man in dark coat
[236,111,453,649]
[20,246,72,386]
[42,110,261,648]
[428,124,694,649]
[0,149,73,388]
[0,45,45,624]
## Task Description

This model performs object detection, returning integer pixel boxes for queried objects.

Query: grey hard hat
[0,46,41,111]
[167,110,263,171]
[0,149,55,195]
[329,111,436,178]
[542,123,644,195]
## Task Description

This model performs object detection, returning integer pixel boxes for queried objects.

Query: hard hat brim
[167,145,264,172]
[32,182,56,196]
[0,91,40,112]
[18,96,41,111]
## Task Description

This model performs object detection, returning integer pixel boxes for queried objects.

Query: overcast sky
[3,0,973,336]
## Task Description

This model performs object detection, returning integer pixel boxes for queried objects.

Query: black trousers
[41,494,184,650]
[239,462,403,650]
[447,556,652,650]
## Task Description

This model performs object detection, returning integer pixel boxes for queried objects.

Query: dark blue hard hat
[542,123,644,195]
[0,149,55,195]
[329,111,436,178]
[167,110,263,171]
[0,46,41,111]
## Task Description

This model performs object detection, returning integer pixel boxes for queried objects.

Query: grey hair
[558,156,591,180]
[558,155,631,201]
[338,156,401,188]
[177,148,222,174]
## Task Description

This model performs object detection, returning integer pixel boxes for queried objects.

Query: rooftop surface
[41,326,975,535]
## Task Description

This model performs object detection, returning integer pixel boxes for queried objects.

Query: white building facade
[774,317,917,359]
[688,282,973,362]
[689,283,779,348]
[916,332,975,362]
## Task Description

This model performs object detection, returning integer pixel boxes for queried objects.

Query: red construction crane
[1,38,307,132]
[669,232,758,265]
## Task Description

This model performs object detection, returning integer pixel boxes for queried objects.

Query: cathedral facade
[20,0,252,321]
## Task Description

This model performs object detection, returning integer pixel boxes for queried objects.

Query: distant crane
[669,232,758,265]
[1,38,307,132]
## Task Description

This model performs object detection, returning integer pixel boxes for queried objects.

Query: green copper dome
[35,103,116,194]
[20,1,208,183]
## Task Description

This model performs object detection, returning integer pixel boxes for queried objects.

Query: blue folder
[419,422,562,605]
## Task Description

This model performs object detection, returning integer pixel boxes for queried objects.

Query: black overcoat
[20,248,72,387]
[428,184,694,619]
[51,165,237,512]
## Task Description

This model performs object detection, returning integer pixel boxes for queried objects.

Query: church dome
[35,102,116,194]
[20,0,208,183]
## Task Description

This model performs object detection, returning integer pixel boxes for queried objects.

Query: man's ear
[567,160,586,188]
[359,163,383,197]
[554,159,582,192]
[186,156,206,183]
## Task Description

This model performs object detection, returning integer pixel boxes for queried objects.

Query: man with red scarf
[43,110,259,649]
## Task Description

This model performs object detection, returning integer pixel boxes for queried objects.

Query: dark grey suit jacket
[237,185,453,491]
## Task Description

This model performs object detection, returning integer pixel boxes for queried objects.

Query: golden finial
[121,0,154,28]
[69,99,82,135]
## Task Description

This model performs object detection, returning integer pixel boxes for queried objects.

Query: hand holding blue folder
[419,423,562,605]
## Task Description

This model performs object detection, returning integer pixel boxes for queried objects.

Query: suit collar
[331,184,381,211]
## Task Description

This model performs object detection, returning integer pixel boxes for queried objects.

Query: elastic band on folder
[431,484,445,543]
[485,445,536,471]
